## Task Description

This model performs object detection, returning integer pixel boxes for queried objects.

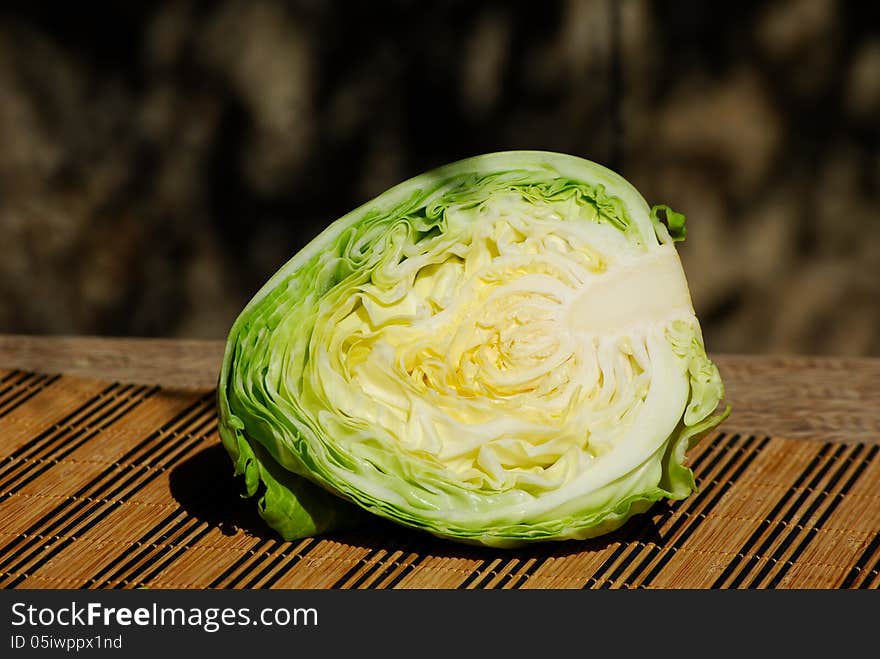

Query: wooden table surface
[1,334,877,444]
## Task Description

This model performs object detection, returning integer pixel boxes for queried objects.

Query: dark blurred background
[1,0,878,355]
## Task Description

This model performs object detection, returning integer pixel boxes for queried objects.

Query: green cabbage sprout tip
[217,151,729,548]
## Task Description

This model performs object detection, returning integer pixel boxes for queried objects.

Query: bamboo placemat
[1,368,877,589]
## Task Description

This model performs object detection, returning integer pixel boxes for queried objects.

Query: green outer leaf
[220,407,368,538]
[650,204,688,243]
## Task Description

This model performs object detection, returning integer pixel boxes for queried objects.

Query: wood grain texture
[0,335,224,391]
[0,334,877,442]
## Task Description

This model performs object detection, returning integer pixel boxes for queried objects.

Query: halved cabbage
[217,151,728,547]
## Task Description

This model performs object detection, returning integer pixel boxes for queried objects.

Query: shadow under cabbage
[169,443,278,538]
[170,444,667,564]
